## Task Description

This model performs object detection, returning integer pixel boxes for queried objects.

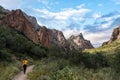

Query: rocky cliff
[37,26,70,47]
[68,33,94,50]
[0,6,9,13]
[0,9,39,44]
[0,9,68,47]
[102,25,120,46]
[0,7,93,50]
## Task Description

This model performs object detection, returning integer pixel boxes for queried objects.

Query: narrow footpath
[12,65,35,80]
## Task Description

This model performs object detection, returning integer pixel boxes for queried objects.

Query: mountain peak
[0,5,9,13]
[78,33,84,39]
[68,33,94,50]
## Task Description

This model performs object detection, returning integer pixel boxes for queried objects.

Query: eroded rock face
[37,27,50,46]
[0,5,9,13]
[68,33,94,50]
[0,8,93,50]
[110,26,120,42]
[37,27,69,47]
[1,9,39,44]
[102,25,120,46]
[23,13,41,30]
[50,29,66,45]
[0,9,68,47]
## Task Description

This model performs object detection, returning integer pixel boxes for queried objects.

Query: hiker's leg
[23,65,26,74]
[24,65,27,74]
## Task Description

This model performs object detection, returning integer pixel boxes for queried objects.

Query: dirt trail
[12,65,35,80]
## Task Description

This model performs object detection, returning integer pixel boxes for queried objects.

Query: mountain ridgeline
[0,7,93,50]
[1,6,120,80]
[68,33,94,50]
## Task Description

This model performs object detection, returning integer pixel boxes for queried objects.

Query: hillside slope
[85,25,120,54]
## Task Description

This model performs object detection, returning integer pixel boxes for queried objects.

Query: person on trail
[22,58,28,74]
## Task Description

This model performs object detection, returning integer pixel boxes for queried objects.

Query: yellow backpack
[23,60,28,65]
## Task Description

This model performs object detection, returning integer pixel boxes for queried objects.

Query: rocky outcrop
[50,29,66,45]
[102,25,120,46]
[0,7,93,50]
[68,33,94,50]
[37,26,50,46]
[37,26,70,47]
[0,9,39,44]
[23,13,41,30]
[0,6,9,13]
[0,9,69,47]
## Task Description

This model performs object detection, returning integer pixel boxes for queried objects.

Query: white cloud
[38,0,50,9]
[38,0,59,9]
[98,21,113,29]
[93,12,120,30]
[113,0,120,4]
[102,14,120,21]
[98,4,103,7]
[93,13,101,19]
[33,6,90,30]
[63,28,112,47]
[38,0,48,4]
[0,0,22,10]
[76,4,85,9]
[34,7,90,20]
[83,29,112,47]
[63,28,80,39]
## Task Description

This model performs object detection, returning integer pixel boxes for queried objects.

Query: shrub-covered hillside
[0,25,47,80]
[84,40,120,54]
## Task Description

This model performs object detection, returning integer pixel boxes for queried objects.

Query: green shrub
[0,25,47,59]
[112,47,120,75]
[0,49,12,61]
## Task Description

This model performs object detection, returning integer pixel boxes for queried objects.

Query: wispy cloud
[98,4,103,7]
[86,11,120,31]
[33,4,90,30]
[63,28,112,47]
[76,4,85,9]
[32,5,120,47]
[38,0,59,9]
[0,0,22,10]
[83,29,112,47]
[93,13,101,19]
[38,0,50,9]
[34,7,90,20]
[113,0,120,4]
[98,21,113,29]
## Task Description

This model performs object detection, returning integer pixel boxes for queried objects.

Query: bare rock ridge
[37,27,71,48]
[23,12,41,30]
[102,25,120,46]
[0,9,39,44]
[0,7,94,50]
[68,33,94,49]
[0,9,70,47]
[37,26,50,46]
[0,5,9,13]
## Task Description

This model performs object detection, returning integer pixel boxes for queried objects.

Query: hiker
[22,58,28,74]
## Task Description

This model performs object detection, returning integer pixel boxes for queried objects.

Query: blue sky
[0,0,120,47]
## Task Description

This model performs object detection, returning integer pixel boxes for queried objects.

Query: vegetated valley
[0,6,120,80]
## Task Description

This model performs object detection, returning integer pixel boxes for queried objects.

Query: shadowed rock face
[23,13,41,30]
[102,25,120,46]
[68,33,94,50]
[0,9,68,47]
[37,27,69,47]
[37,27,50,46]
[0,9,39,44]
[0,6,9,13]
[50,29,66,45]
